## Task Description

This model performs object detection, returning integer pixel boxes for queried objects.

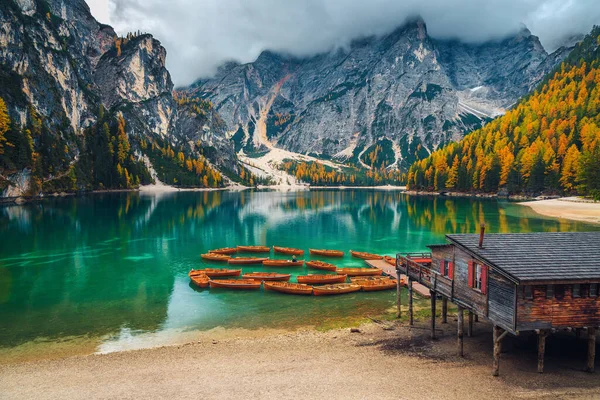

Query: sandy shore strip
[2,321,600,400]
[519,197,600,224]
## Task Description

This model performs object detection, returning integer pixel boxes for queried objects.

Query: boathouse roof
[445,231,600,283]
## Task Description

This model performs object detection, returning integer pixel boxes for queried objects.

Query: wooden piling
[457,306,464,357]
[430,290,436,340]
[587,327,596,373]
[492,326,502,376]
[408,277,414,326]
[395,272,402,319]
[537,330,547,373]
[441,297,448,324]
[468,311,474,337]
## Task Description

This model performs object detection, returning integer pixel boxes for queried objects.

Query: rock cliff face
[189,18,573,169]
[0,0,237,195]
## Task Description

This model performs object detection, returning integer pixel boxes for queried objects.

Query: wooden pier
[364,260,431,298]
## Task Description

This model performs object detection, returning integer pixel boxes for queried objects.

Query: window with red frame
[467,261,487,294]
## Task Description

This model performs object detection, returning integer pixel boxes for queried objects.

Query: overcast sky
[87,0,600,86]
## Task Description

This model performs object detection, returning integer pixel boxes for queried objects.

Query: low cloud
[88,0,600,86]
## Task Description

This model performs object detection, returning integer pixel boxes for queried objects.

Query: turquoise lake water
[0,190,597,358]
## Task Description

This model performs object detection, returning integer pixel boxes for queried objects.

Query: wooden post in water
[430,290,436,340]
[457,306,464,357]
[395,273,402,319]
[537,330,548,373]
[408,277,414,326]
[587,327,596,373]
[468,311,474,337]
[441,297,448,324]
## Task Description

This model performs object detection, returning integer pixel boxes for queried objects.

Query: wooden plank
[364,259,397,278]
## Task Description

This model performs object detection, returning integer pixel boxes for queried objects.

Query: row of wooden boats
[205,246,391,260]
[189,274,397,295]
[189,266,384,278]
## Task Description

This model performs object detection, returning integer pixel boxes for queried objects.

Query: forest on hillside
[407,27,600,199]
[279,160,404,186]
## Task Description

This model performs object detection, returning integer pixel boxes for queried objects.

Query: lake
[0,190,596,361]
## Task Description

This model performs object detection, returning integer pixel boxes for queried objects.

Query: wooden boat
[297,274,347,284]
[349,276,394,282]
[189,268,242,277]
[208,279,261,290]
[353,279,397,291]
[350,250,383,260]
[208,247,238,255]
[383,255,396,266]
[273,246,305,255]
[335,268,382,277]
[313,283,361,296]
[262,260,304,267]
[228,257,269,265]
[309,249,344,257]
[264,281,313,295]
[305,260,337,271]
[236,245,271,253]
[408,257,433,265]
[189,274,210,288]
[201,253,231,262]
[242,272,291,282]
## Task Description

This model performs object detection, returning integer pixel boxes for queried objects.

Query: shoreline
[3,321,600,399]
[518,197,600,225]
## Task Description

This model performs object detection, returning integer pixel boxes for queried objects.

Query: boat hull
[237,246,271,253]
[361,283,396,291]
[353,279,397,291]
[262,260,304,267]
[189,269,242,277]
[208,279,262,290]
[350,250,383,260]
[228,258,269,265]
[264,281,313,295]
[201,253,231,262]
[309,249,344,257]
[336,268,382,277]
[383,256,396,267]
[190,275,210,288]
[209,248,238,255]
[305,261,337,271]
[273,246,305,255]
[297,274,347,284]
[242,273,291,282]
[313,284,361,296]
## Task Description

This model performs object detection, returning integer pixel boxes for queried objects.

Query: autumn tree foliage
[407,26,600,197]
[143,135,224,188]
[279,160,404,186]
[0,97,10,155]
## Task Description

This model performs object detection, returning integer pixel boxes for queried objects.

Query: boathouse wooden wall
[431,245,517,332]
[487,270,516,332]
[429,245,453,298]
[516,285,600,331]
[451,247,488,316]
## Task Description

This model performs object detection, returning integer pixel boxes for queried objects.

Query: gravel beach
[2,320,600,399]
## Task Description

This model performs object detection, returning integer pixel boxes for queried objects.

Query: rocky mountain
[0,0,239,196]
[188,18,575,170]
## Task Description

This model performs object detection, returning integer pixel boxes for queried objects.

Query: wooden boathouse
[396,229,600,376]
